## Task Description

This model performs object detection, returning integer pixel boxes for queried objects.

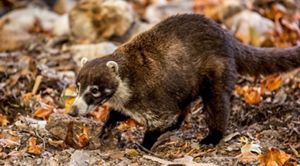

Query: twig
[31,75,43,95]
[134,143,160,157]
[34,129,46,150]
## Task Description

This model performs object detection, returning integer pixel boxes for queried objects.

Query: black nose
[69,105,79,116]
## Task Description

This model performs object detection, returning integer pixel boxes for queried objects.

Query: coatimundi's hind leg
[200,68,236,145]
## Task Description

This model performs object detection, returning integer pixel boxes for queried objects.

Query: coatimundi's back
[70,14,300,149]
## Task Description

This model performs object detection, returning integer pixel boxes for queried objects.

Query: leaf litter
[0,0,300,165]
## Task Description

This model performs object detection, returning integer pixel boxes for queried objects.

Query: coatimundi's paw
[200,130,223,145]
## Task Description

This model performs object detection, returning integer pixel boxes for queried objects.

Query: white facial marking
[72,86,93,115]
[89,85,101,97]
[104,88,112,94]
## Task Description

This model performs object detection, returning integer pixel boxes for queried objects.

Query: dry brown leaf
[27,137,42,155]
[236,31,251,45]
[262,74,282,92]
[33,103,54,120]
[61,84,77,113]
[78,127,89,148]
[88,104,110,123]
[64,97,76,114]
[21,92,35,105]
[244,87,261,105]
[48,139,66,149]
[125,148,139,157]
[258,147,291,166]
[0,114,9,126]
[0,138,20,148]
[0,152,7,159]
[238,152,259,163]
[117,119,141,131]
[235,85,245,96]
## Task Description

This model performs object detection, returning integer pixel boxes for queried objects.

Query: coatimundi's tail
[235,43,300,76]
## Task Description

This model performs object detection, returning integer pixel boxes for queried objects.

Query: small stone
[46,113,104,149]
[69,150,89,166]
[125,148,139,158]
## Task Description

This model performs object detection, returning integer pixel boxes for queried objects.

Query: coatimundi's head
[69,57,120,116]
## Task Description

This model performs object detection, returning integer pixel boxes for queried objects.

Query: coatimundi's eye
[90,86,101,97]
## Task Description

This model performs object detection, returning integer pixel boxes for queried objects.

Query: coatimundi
[70,14,300,149]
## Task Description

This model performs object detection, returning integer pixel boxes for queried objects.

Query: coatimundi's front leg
[200,67,237,145]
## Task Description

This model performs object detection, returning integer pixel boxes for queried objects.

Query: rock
[217,0,246,20]
[46,113,104,149]
[0,7,59,33]
[144,0,193,23]
[273,89,287,104]
[224,10,274,46]
[69,150,89,166]
[69,0,141,43]
[0,30,34,52]
[53,14,70,36]
[193,0,245,21]
[71,42,117,66]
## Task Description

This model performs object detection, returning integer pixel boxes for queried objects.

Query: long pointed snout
[69,105,79,116]
[68,96,90,116]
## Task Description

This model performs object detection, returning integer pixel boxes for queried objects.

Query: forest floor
[0,29,299,166]
[0,0,300,166]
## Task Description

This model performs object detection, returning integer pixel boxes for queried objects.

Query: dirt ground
[0,38,299,166]
[1,0,300,166]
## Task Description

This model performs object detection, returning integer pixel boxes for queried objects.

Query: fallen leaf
[61,84,77,113]
[262,74,282,92]
[235,85,245,96]
[0,152,8,159]
[241,143,262,154]
[0,138,20,148]
[88,104,110,123]
[258,147,291,166]
[0,114,9,126]
[243,87,261,105]
[78,127,89,148]
[33,103,54,120]
[238,152,258,163]
[48,138,66,149]
[64,97,76,114]
[27,137,42,155]
[126,148,139,157]
[117,119,141,131]
[21,92,35,105]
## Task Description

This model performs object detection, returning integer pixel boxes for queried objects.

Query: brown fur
[75,14,300,148]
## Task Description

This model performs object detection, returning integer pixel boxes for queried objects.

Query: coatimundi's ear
[80,57,88,67]
[106,61,119,74]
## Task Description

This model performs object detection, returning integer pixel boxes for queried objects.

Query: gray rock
[69,150,89,166]
[145,0,193,23]
[225,10,274,46]
[71,42,117,66]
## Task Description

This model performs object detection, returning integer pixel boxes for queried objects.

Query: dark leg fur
[100,109,128,139]
[142,113,186,149]
[200,69,236,145]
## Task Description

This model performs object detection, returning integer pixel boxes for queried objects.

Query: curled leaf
[0,114,9,126]
[78,127,89,148]
[262,74,282,92]
[258,147,291,166]
[88,104,110,123]
[33,103,54,120]
[61,84,77,113]
[244,87,261,105]
[27,137,42,155]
